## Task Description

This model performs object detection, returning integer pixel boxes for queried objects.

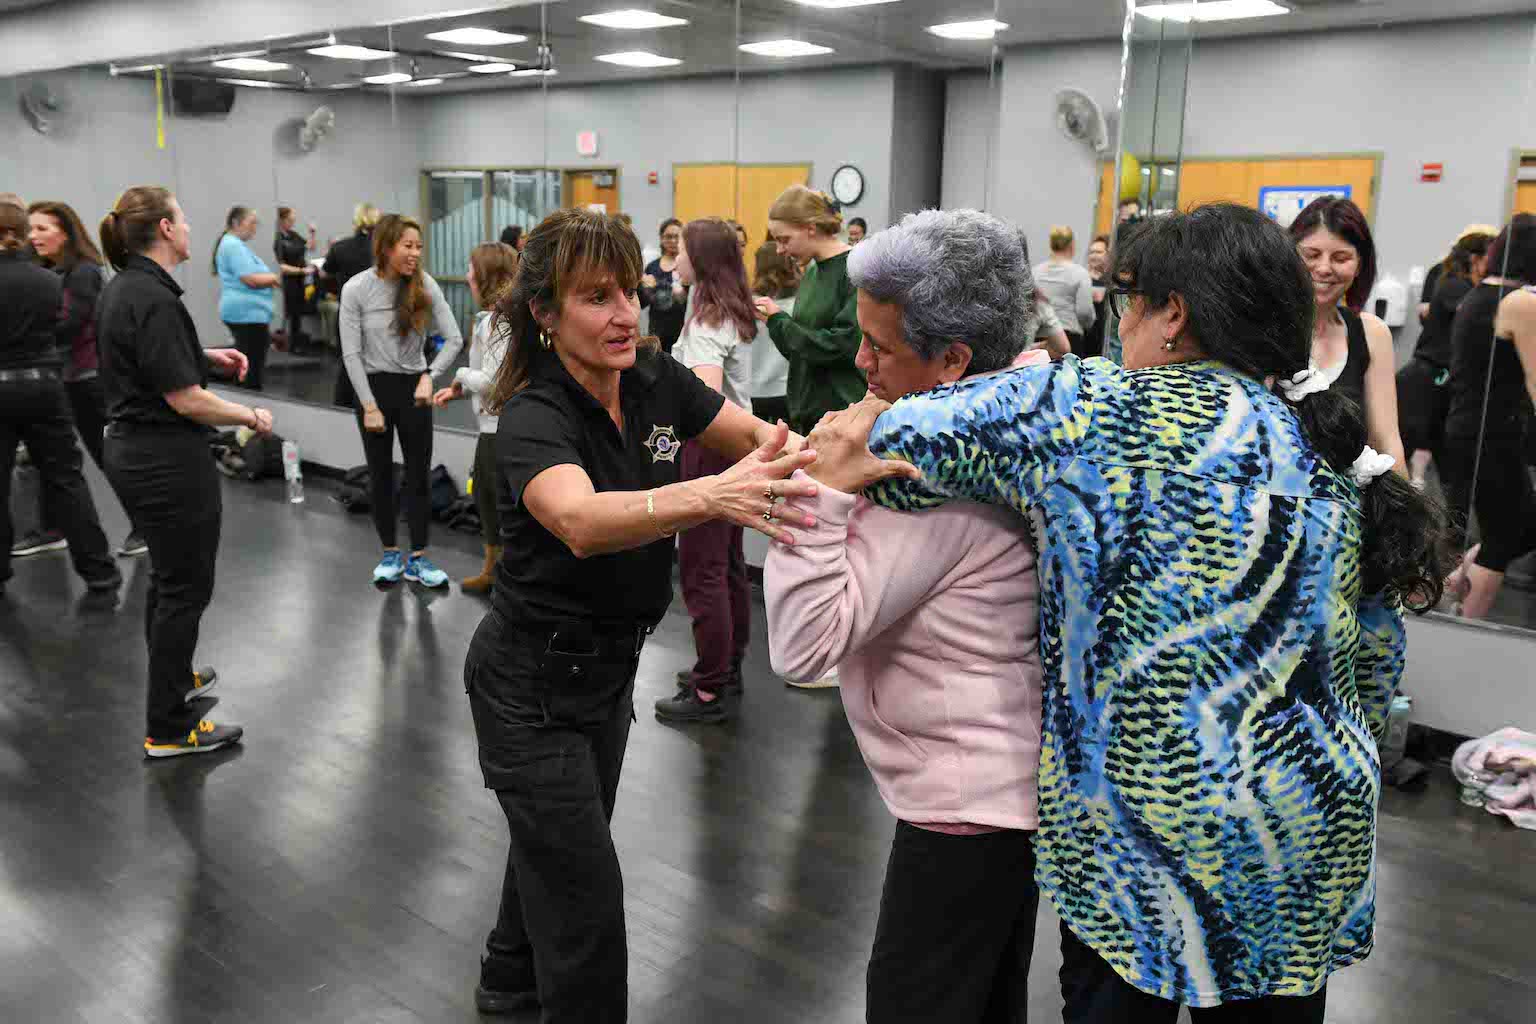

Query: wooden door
[674,164,740,227]
[735,164,811,254]
[1176,155,1379,220]
[567,170,619,213]
[1515,180,1536,217]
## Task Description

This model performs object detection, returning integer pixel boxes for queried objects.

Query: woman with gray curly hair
[765,208,1048,1023]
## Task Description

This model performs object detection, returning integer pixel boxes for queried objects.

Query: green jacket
[766,251,865,434]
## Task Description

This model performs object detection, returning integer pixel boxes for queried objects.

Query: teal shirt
[865,356,1405,1006]
[215,233,274,325]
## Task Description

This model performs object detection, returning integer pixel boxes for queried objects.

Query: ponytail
[212,205,251,275]
[100,186,176,271]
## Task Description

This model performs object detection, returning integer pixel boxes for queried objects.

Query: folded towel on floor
[1452,727,1536,830]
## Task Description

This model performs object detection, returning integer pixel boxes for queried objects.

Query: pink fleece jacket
[764,360,1047,831]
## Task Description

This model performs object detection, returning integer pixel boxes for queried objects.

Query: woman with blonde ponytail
[97,186,272,758]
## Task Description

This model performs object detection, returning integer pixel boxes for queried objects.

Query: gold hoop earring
[540,330,554,350]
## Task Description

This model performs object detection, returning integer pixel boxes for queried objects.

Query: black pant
[464,611,641,1024]
[1058,923,1327,1023]
[0,376,116,586]
[473,431,501,547]
[866,823,1038,1024]
[282,277,308,347]
[355,372,433,552]
[105,426,221,740]
[226,321,270,391]
[37,376,137,536]
[1441,432,1536,568]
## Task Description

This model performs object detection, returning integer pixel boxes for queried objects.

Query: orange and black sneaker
[184,666,219,704]
[144,719,244,759]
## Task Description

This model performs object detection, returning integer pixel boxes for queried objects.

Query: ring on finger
[763,485,775,500]
[763,504,774,521]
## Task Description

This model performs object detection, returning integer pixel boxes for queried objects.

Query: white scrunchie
[1349,446,1396,488]
[1280,365,1331,402]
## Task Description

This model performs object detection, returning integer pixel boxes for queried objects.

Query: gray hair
[846,208,1038,373]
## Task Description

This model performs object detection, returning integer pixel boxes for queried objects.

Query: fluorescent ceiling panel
[510,68,559,77]
[212,57,290,72]
[594,51,682,67]
[438,51,501,62]
[1135,0,1289,21]
[926,19,1009,40]
[404,77,445,87]
[425,27,527,45]
[739,40,834,57]
[363,72,412,84]
[219,78,284,89]
[308,44,396,60]
[787,0,901,8]
[579,10,689,29]
[468,62,518,73]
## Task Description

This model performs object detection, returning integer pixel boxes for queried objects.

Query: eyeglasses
[1106,286,1143,319]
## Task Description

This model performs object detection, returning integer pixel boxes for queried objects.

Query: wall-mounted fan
[298,105,335,152]
[1054,87,1111,156]
[19,78,68,135]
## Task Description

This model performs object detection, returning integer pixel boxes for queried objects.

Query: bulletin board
[1177,154,1380,222]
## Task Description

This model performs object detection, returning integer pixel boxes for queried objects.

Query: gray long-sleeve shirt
[340,267,463,407]
[1033,260,1096,336]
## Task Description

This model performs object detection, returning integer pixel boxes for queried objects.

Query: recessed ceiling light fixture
[510,67,559,77]
[926,19,1009,41]
[404,77,445,87]
[212,57,290,72]
[426,26,528,45]
[594,51,682,68]
[1135,0,1289,21]
[363,72,413,84]
[308,44,397,61]
[468,62,518,73]
[580,10,690,29]
[739,40,834,58]
[787,0,901,8]
[219,78,285,89]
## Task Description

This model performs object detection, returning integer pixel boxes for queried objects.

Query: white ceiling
[90,0,1536,95]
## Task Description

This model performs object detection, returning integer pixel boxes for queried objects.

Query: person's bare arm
[1498,290,1536,408]
[239,271,281,288]
[1360,313,1407,474]
[522,424,817,557]
[164,386,270,431]
[696,397,803,463]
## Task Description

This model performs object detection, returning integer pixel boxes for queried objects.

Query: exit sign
[577,131,599,157]
[1421,162,1443,183]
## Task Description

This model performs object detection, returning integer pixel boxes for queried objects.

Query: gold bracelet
[647,489,672,539]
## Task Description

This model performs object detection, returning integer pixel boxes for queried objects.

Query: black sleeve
[1422,263,1443,303]
[638,259,660,310]
[497,389,586,506]
[58,264,102,343]
[657,350,728,441]
[137,299,206,397]
[1432,275,1472,318]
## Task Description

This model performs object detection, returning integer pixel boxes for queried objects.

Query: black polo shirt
[322,230,373,294]
[0,249,64,371]
[492,345,727,629]
[97,255,209,431]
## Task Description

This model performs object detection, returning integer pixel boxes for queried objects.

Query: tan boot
[461,545,501,594]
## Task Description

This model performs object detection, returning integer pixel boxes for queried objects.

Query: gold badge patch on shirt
[644,425,679,463]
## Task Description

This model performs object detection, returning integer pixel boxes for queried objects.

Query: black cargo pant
[105,424,221,741]
[0,373,116,587]
[464,609,644,1024]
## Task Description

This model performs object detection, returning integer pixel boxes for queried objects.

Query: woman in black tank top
[1440,214,1536,619]
[1290,197,1406,473]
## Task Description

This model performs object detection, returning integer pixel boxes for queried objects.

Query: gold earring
[540,330,553,350]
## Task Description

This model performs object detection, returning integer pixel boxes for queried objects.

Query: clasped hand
[708,421,820,545]
[802,395,920,494]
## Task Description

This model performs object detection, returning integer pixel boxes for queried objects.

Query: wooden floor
[1,469,1533,1024]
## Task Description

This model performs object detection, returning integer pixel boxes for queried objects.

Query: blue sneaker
[404,554,449,588]
[373,550,406,584]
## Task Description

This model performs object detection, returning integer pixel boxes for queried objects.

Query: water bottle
[282,440,305,504]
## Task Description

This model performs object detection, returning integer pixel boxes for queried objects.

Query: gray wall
[0,0,544,76]
[0,68,419,346]
[941,71,995,211]
[417,66,898,244]
[887,67,946,223]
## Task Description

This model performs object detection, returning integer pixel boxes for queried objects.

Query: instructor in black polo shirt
[464,209,825,1022]
[97,186,273,759]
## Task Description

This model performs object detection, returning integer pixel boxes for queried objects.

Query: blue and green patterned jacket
[865,355,1405,1007]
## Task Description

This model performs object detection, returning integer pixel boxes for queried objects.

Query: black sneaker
[12,530,67,557]
[476,954,538,1015]
[144,719,244,758]
[674,669,743,695]
[655,686,730,723]
[185,666,219,704]
[117,533,149,558]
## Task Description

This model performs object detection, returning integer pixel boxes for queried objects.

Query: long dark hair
[99,186,177,271]
[211,205,252,275]
[27,201,104,270]
[684,218,756,343]
[1289,196,1377,312]
[372,214,432,337]
[1114,203,1448,609]
[486,209,653,412]
[1486,213,1536,284]
[1442,230,1494,284]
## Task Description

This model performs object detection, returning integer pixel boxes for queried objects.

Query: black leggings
[355,372,433,552]
[1441,432,1536,570]
[225,322,270,391]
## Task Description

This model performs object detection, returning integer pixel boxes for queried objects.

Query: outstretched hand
[205,348,250,382]
[706,420,821,544]
[804,395,920,494]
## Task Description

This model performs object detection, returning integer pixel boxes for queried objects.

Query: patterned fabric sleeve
[863,357,1092,514]
[1355,591,1407,741]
